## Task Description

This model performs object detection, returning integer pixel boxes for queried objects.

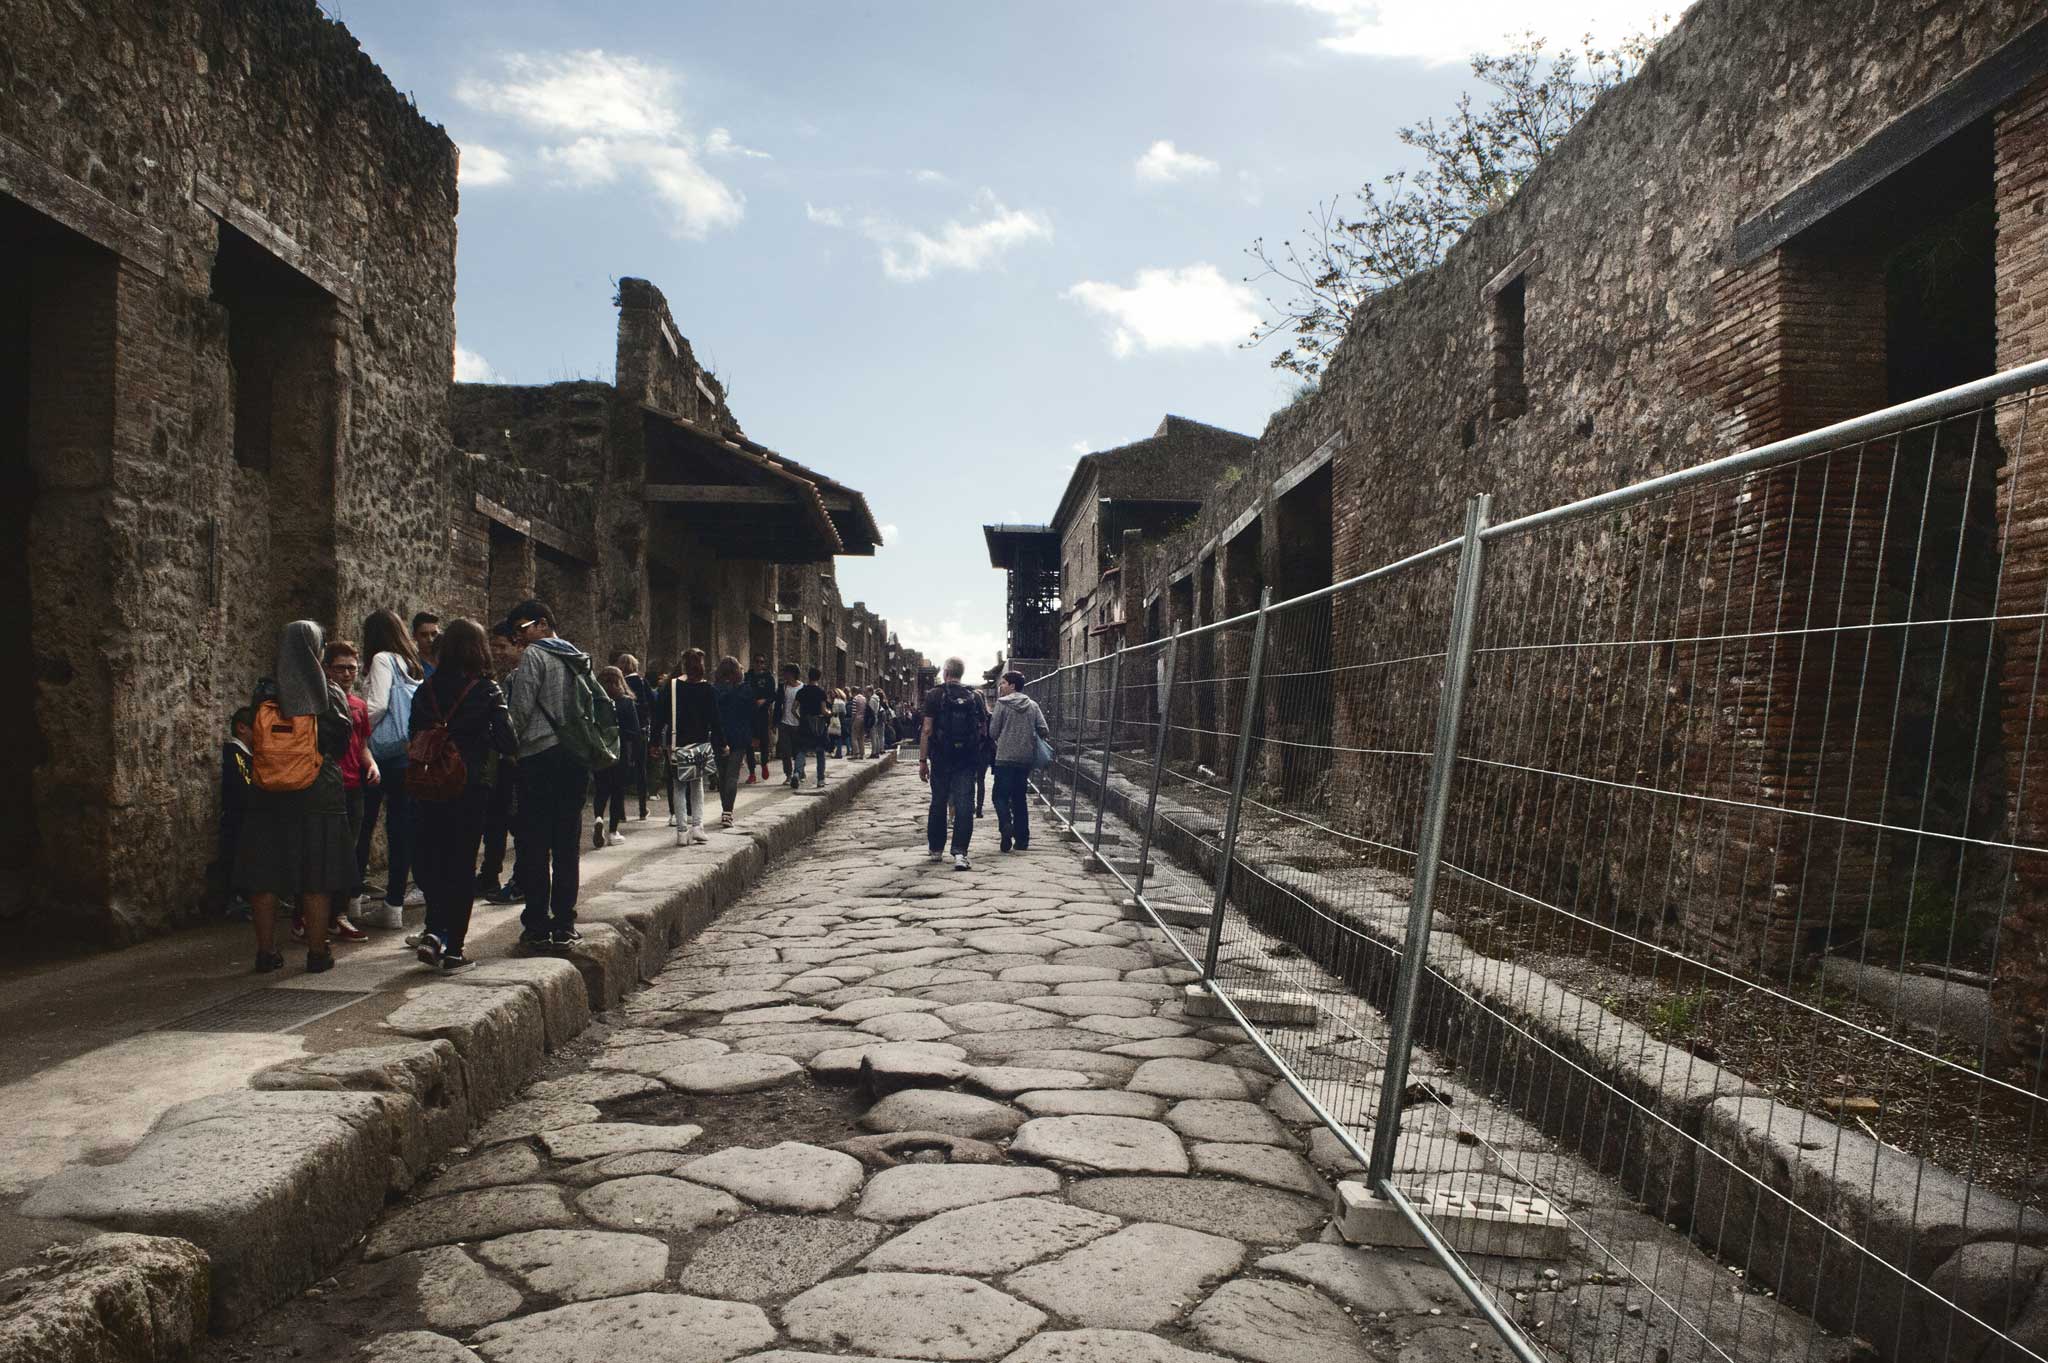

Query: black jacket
[409,669,519,788]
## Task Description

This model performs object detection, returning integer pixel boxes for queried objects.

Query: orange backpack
[251,699,322,792]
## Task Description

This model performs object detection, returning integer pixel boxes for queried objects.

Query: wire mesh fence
[1022,362,2048,1363]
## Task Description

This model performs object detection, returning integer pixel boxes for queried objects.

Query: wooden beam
[645,483,800,505]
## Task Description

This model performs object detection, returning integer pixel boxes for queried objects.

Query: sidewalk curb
[10,752,898,1346]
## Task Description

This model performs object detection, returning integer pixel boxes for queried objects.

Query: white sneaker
[929,850,945,863]
[402,886,426,908]
[593,817,606,849]
[363,901,405,930]
[611,824,630,841]
[953,854,971,872]
[688,825,707,845]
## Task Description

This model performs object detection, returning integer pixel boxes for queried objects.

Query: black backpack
[933,684,982,762]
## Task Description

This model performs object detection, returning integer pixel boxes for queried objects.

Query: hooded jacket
[504,635,589,760]
[987,691,1049,767]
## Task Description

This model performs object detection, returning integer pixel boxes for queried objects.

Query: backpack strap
[426,677,480,730]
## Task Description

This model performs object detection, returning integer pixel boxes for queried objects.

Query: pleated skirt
[234,764,358,896]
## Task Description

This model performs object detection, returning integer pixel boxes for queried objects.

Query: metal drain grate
[158,988,373,1034]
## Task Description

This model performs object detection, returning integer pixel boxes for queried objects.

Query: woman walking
[359,609,426,929]
[241,620,357,972]
[591,667,640,847]
[410,619,519,971]
[987,670,1050,853]
[668,649,721,844]
[711,656,752,829]
[828,688,848,758]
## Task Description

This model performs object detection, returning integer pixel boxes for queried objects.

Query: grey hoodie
[988,691,1049,767]
[504,635,589,759]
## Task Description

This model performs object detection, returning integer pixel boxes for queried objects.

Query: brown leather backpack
[405,678,479,801]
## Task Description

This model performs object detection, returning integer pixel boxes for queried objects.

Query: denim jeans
[361,770,417,905]
[927,762,977,855]
[992,764,1031,849]
[518,745,590,936]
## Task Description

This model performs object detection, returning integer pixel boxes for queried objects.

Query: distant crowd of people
[216,601,918,975]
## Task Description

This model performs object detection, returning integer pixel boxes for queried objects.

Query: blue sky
[338,0,1675,669]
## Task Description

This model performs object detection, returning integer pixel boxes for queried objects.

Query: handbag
[1031,735,1056,772]
[369,659,420,765]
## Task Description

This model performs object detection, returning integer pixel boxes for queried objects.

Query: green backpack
[537,650,621,770]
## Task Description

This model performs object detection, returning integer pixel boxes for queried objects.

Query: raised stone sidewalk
[203,761,1506,1363]
[0,754,901,1359]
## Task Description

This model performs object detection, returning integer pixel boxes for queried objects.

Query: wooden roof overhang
[641,405,842,563]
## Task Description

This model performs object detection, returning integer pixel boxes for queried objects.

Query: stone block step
[1080,858,1154,877]
[1334,1180,1569,1259]
[1183,983,1320,1026]
[1122,899,1213,930]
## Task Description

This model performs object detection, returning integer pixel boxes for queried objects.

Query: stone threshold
[4,753,900,1356]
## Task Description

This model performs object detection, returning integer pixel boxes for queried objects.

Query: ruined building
[1016,1,2048,1048]
[449,278,903,692]
[3,2,908,947]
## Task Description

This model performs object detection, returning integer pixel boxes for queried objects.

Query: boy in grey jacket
[501,599,591,949]
[987,670,1049,852]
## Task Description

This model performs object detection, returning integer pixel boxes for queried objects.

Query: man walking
[744,654,778,783]
[776,663,805,788]
[920,656,988,870]
[847,686,868,761]
[478,621,526,903]
[501,599,592,950]
[797,667,830,788]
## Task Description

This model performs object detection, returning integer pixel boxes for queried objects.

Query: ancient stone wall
[0,0,457,943]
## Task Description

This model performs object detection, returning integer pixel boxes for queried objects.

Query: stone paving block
[915,981,1044,1004]
[475,1229,668,1302]
[856,1163,1062,1220]
[954,1028,1119,1061]
[539,1122,703,1161]
[1067,1176,1328,1244]
[859,1010,958,1042]
[1011,1115,1191,1175]
[1073,1015,1193,1040]
[1166,1099,1301,1148]
[0,1232,207,1363]
[522,1072,666,1105]
[404,1245,524,1330]
[252,1040,471,1157]
[964,1065,1094,1096]
[1015,1089,1168,1119]
[475,1099,601,1147]
[816,996,942,1023]
[937,1001,1071,1032]
[675,1215,885,1301]
[1256,1243,1467,1315]
[1126,1057,1268,1100]
[859,1195,1122,1275]
[1006,1221,1245,1329]
[554,1150,694,1188]
[578,1174,744,1233]
[1188,1278,1374,1363]
[384,985,548,1117]
[447,957,595,1049]
[664,1053,805,1093]
[781,1271,1046,1361]
[1191,1142,1327,1196]
[588,1038,731,1075]
[363,1331,484,1363]
[729,1030,871,1060]
[999,964,1121,984]
[678,1141,865,1213]
[365,1185,578,1261]
[471,1292,774,1363]
[429,1144,543,1195]
[859,1089,1026,1138]
[1020,993,1156,1019]
[1002,1330,1236,1363]
[833,1131,1008,1168]
[808,1040,972,1087]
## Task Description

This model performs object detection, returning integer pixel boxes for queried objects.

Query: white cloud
[457,50,745,239]
[453,345,500,383]
[1274,0,1672,64]
[456,50,681,137]
[879,523,899,544]
[705,127,772,159]
[910,168,950,185]
[459,143,512,189]
[1070,440,1093,455]
[1064,263,1262,358]
[895,615,1008,674]
[1134,139,1219,184]
[810,190,1053,282]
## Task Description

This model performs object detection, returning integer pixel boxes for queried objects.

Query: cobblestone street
[213,762,1501,1363]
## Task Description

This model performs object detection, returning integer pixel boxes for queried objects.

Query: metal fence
[1024,359,2048,1363]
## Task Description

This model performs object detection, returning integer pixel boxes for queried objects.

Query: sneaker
[953,854,971,872]
[551,928,583,951]
[475,876,502,899]
[415,932,445,968]
[518,931,552,952]
[1000,838,1012,853]
[363,901,405,930]
[440,952,472,972]
[332,915,369,942]
[746,772,757,785]
[254,951,285,973]
[491,881,524,905]
[404,930,423,948]
[402,886,426,908]
[720,811,735,829]
[593,817,606,850]
[290,917,307,942]
[305,949,335,974]
[611,824,630,841]
[928,850,945,863]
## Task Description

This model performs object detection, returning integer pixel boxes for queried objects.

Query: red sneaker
[332,915,370,942]
[746,772,757,784]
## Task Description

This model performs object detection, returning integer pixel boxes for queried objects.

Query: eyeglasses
[327,662,359,674]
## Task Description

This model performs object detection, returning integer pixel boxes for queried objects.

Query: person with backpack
[987,670,1050,853]
[615,653,657,821]
[797,668,831,787]
[502,599,614,951]
[591,666,640,847]
[711,655,753,829]
[477,621,526,903]
[359,609,426,930]
[920,656,990,871]
[304,639,375,943]
[239,620,357,973]
[407,619,518,970]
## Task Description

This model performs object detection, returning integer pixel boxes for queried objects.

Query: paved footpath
[210,760,1505,1363]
